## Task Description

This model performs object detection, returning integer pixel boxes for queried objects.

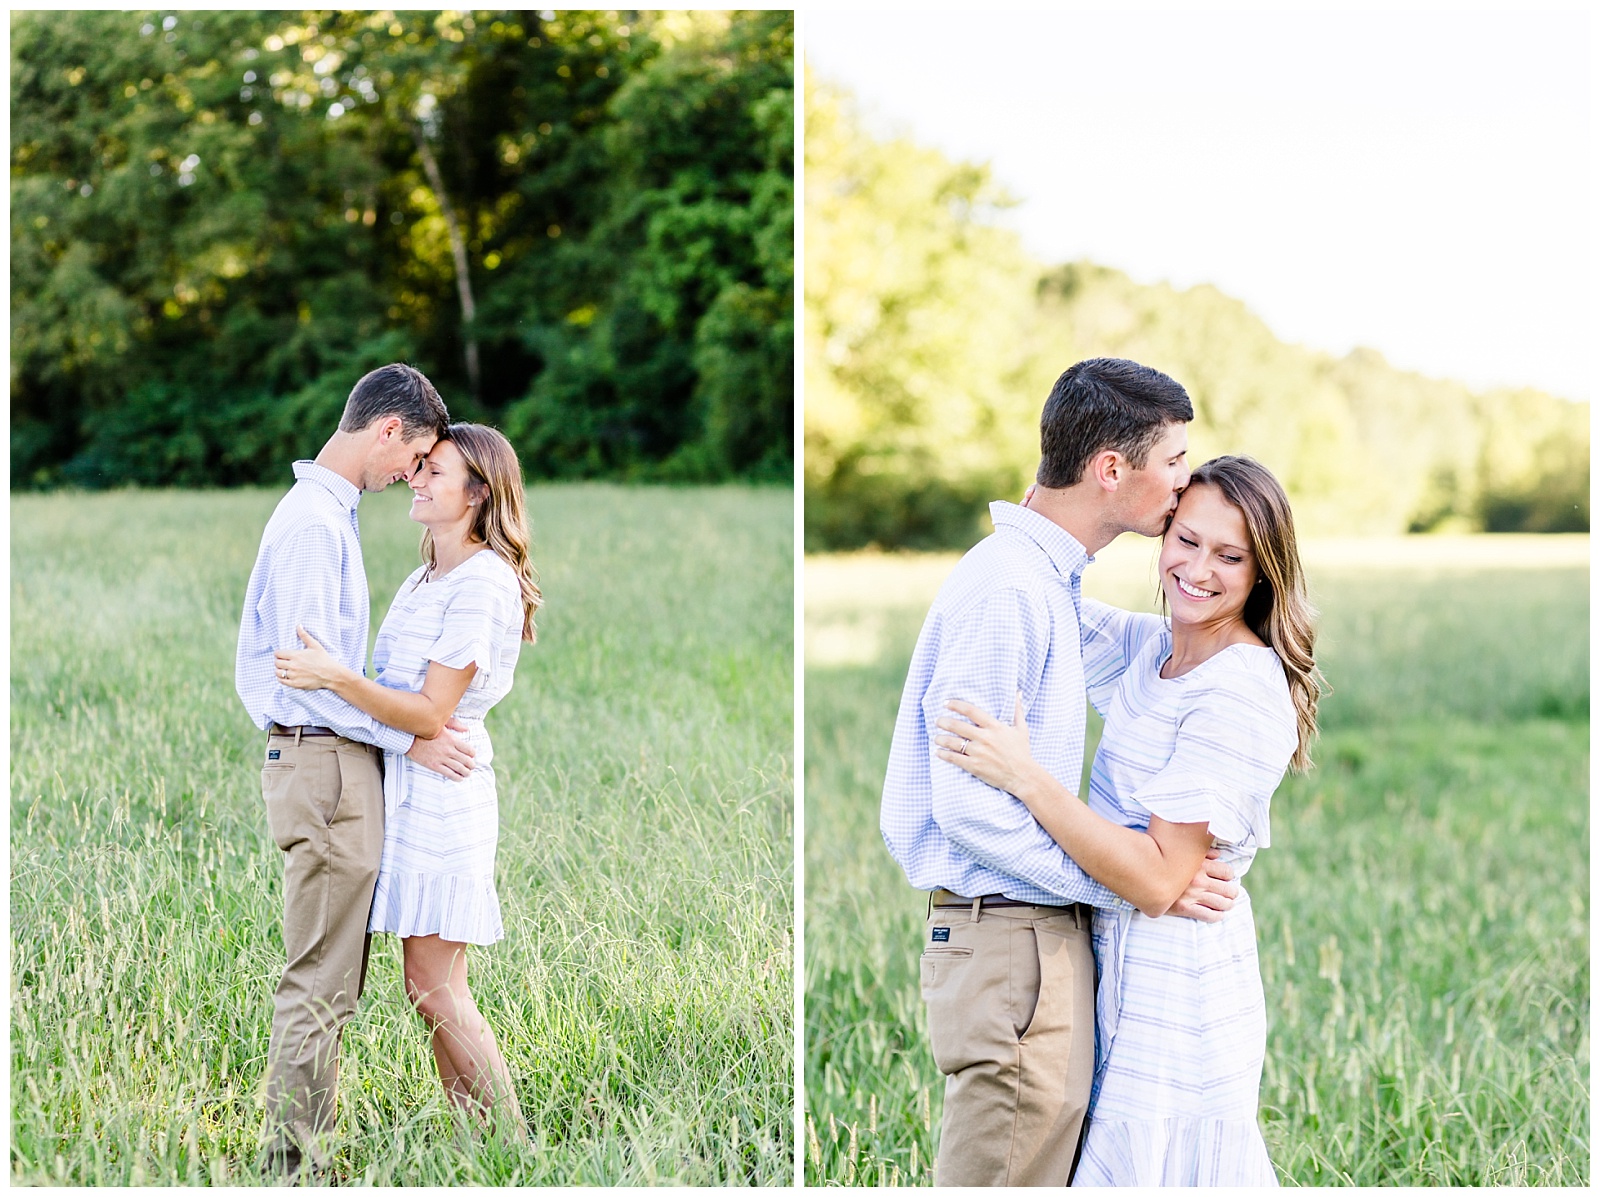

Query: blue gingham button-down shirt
[880,501,1126,909]
[235,460,414,754]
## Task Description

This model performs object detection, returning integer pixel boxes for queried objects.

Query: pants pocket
[1011,923,1042,1040]
[922,945,978,1075]
[262,756,303,851]
[262,744,339,849]
[920,946,975,991]
[1019,915,1096,1063]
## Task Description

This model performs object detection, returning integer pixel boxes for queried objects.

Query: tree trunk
[412,124,480,400]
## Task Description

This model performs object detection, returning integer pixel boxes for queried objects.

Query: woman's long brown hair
[1183,455,1325,772]
[420,423,543,642]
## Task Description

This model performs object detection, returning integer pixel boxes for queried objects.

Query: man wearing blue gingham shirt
[881,357,1215,1186]
[881,500,1125,908]
[236,461,419,753]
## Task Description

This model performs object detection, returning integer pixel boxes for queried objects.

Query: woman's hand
[274,626,353,692]
[933,693,1043,798]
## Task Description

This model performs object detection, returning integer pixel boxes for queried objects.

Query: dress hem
[368,871,504,946]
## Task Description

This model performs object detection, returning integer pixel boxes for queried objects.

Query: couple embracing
[235,364,540,1180]
[883,357,1322,1186]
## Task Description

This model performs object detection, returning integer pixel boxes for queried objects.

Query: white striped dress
[1071,599,1298,1187]
[367,550,524,946]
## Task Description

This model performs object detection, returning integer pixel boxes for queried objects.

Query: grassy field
[10,483,793,1186]
[804,534,1589,1186]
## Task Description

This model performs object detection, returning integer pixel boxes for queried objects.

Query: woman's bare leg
[430,1033,472,1112]
[402,934,525,1131]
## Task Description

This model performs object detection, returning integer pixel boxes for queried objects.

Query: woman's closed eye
[1179,533,1242,564]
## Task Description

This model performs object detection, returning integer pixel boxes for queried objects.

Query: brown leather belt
[269,723,339,737]
[929,888,1084,912]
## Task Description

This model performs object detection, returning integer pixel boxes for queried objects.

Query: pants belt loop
[294,726,303,747]
[970,895,982,924]
[927,891,934,920]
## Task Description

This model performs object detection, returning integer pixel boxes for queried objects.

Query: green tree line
[11,10,793,489]
[804,71,1588,550]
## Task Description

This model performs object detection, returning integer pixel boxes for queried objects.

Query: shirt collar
[989,500,1093,580]
[292,459,362,512]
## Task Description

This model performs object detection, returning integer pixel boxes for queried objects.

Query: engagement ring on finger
[959,738,970,754]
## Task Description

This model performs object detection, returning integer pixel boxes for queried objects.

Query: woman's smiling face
[1158,482,1257,628]
[407,438,476,528]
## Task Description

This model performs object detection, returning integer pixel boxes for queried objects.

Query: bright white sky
[806,7,1594,401]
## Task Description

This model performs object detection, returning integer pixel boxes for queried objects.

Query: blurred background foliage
[11,9,793,489]
[804,71,1589,550]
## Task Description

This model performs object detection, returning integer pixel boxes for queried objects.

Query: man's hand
[405,717,475,780]
[1166,850,1239,922]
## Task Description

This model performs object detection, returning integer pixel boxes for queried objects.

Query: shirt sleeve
[261,522,415,755]
[425,569,504,680]
[1081,598,1166,716]
[924,587,1124,906]
[1127,664,1297,848]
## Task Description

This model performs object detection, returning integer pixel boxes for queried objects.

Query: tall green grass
[804,540,1589,1185]
[11,483,793,1186]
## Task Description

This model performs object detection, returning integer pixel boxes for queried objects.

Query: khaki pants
[258,730,385,1175]
[921,899,1097,1186]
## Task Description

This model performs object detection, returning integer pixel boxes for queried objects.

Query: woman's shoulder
[1187,645,1295,726]
[445,549,523,612]
[444,548,518,586]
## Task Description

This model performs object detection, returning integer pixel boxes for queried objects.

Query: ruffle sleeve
[1082,598,1167,716]
[426,556,516,680]
[1127,653,1297,848]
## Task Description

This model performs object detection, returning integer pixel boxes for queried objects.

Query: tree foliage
[804,71,1588,549]
[11,9,793,489]
[804,72,1040,549]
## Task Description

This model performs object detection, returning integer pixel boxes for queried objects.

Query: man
[881,357,1240,1186]
[235,363,473,1180]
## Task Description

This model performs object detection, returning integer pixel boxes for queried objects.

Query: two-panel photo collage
[8,7,1590,1189]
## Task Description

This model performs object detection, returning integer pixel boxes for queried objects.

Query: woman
[276,422,542,1130]
[935,456,1321,1186]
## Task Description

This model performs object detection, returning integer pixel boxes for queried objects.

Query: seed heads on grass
[12,485,794,1185]
[806,546,1588,1185]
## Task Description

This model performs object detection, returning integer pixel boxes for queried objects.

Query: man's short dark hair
[1037,358,1194,487]
[339,364,450,440]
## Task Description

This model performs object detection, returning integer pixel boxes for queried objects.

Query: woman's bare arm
[276,625,476,739]
[935,696,1214,917]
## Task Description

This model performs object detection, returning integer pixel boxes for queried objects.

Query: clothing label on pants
[931,926,950,942]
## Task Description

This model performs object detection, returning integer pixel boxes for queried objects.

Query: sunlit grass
[804,537,1588,1186]
[11,483,794,1186]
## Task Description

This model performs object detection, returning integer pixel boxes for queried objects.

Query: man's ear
[373,415,405,443]
[1087,449,1123,493]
